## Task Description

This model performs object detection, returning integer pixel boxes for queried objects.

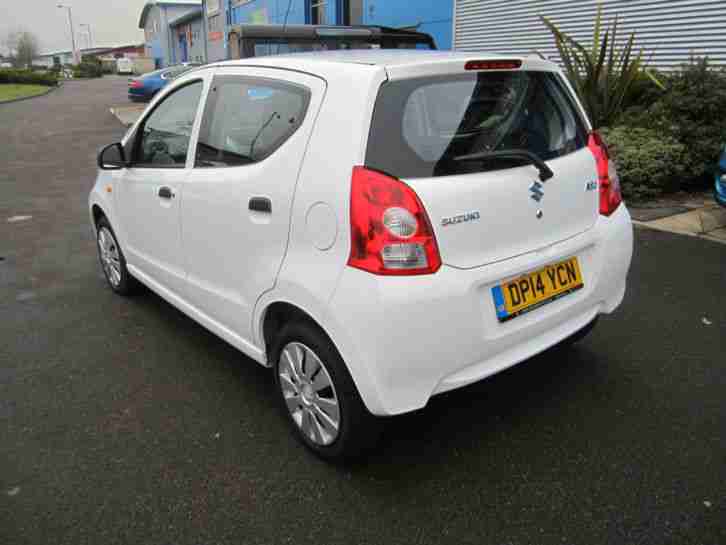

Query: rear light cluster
[348,166,441,275]
[588,131,623,216]
[129,80,142,88]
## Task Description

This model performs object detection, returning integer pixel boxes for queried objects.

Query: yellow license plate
[492,257,584,322]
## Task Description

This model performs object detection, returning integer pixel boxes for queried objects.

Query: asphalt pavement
[1,77,725,545]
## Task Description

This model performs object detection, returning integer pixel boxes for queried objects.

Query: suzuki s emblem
[530,181,544,202]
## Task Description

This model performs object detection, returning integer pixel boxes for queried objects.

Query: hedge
[601,127,688,201]
[0,69,58,86]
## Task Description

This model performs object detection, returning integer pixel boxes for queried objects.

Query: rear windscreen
[365,71,588,178]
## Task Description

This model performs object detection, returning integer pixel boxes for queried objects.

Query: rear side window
[365,71,587,178]
[195,75,310,167]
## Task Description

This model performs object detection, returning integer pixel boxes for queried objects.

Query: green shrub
[620,68,667,114]
[612,58,726,190]
[644,58,726,182]
[0,69,58,86]
[540,4,663,129]
[73,61,103,79]
[600,126,688,201]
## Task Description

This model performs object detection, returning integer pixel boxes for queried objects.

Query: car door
[182,67,325,342]
[117,75,207,296]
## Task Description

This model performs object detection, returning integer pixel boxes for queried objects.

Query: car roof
[210,50,558,79]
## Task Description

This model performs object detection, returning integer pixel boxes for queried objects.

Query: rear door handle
[249,196,271,213]
[158,186,174,199]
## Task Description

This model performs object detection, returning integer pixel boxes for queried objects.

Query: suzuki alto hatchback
[90,51,633,460]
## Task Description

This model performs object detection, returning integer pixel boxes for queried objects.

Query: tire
[96,216,140,296]
[271,320,381,462]
[559,317,599,347]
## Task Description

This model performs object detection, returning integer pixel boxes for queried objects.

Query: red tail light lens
[129,80,142,88]
[588,131,622,216]
[348,166,441,275]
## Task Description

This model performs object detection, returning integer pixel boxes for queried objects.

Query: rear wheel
[272,320,380,462]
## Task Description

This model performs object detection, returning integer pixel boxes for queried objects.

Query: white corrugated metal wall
[453,0,726,69]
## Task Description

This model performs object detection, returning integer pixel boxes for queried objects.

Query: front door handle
[158,186,174,199]
[249,196,271,213]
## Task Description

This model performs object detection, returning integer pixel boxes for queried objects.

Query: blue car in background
[715,144,726,207]
[128,63,200,102]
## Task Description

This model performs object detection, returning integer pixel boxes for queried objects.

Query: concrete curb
[0,81,63,105]
[633,204,726,244]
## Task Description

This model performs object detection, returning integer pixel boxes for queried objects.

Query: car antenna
[277,0,294,55]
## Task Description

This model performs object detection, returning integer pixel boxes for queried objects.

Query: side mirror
[97,142,127,170]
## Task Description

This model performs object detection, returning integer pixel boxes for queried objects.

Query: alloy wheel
[278,342,341,446]
[97,226,122,288]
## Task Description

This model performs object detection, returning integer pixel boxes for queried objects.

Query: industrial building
[453,0,726,69]
[34,44,145,68]
[139,0,203,68]
[138,0,454,67]
[201,0,454,62]
[137,0,726,71]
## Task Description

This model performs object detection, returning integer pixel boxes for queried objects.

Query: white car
[90,51,632,460]
[116,57,134,75]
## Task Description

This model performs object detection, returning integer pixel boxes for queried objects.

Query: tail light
[348,166,441,275]
[129,80,142,88]
[588,131,622,216]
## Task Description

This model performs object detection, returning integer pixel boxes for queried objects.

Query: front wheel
[272,321,380,462]
[96,217,140,295]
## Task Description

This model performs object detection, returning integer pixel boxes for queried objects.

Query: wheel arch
[259,299,332,365]
[254,284,388,415]
[91,203,106,228]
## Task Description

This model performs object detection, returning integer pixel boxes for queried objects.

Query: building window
[311,0,327,24]
[207,0,220,15]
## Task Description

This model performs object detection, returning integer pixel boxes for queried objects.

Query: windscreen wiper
[452,149,554,181]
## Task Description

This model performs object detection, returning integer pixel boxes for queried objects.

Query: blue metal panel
[230,0,307,25]
[362,0,453,49]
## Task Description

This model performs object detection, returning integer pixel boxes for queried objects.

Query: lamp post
[57,3,79,64]
[80,23,93,50]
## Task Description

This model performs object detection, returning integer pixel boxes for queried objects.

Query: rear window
[195,75,310,167]
[365,71,587,178]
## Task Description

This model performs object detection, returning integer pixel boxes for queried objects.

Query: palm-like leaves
[540,5,663,129]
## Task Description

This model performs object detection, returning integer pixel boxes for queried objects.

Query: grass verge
[0,84,51,101]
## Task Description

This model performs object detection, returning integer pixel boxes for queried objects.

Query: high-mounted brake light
[588,131,622,216]
[348,166,441,275]
[465,60,522,71]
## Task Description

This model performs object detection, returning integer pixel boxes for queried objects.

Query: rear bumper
[128,87,152,100]
[327,205,633,416]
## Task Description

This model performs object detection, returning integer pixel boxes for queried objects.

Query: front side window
[134,80,203,167]
[195,76,310,167]
[366,71,587,179]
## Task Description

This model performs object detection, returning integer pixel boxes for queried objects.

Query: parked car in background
[714,144,726,207]
[116,58,134,75]
[91,51,632,461]
[127,63,200,101]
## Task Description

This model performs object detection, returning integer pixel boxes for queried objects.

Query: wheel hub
[300,382,315,405]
